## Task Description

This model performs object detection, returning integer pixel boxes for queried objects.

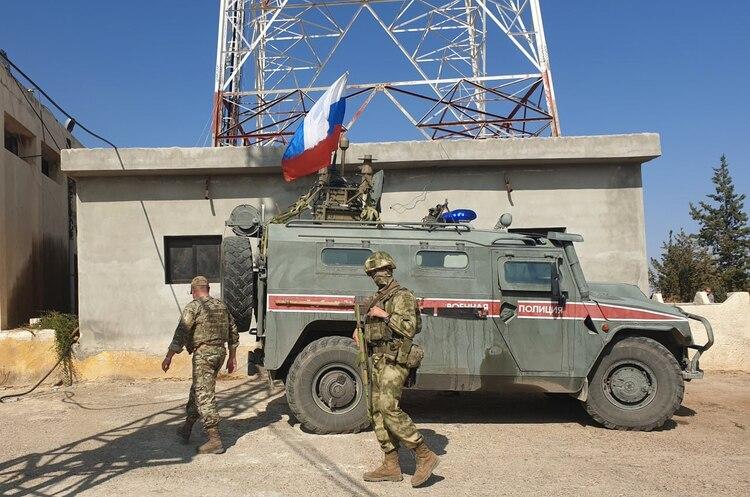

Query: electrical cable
[0,328,80,403]
[3,51,184,316]
[388,146,449,214]
[1,52,118,148]
[196,114,213,147]
[389,188,428,214]
[11,76,62,152]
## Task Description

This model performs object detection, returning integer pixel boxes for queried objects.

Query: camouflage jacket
[168,296,239,354]
[365,280,422,341]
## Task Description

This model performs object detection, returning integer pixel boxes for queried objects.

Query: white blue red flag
[281,73,348,182]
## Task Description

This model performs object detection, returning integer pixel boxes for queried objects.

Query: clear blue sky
[2,1,748,260]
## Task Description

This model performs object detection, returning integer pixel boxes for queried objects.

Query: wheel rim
[602,359,658,410]
[311,363,362,415]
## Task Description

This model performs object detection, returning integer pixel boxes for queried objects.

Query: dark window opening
[416,250,468,269]
[321,248,372,267]
[165,236,222,284]
[4,130,19,155]
[41,158,51,177]
[41,142,60,181]
[504,261,553,286]
[4,113,35,164]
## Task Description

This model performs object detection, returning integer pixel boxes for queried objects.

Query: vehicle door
[490,250,572,373]
[409,245,483,390]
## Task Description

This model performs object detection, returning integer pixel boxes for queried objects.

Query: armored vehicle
[220,160,713,434]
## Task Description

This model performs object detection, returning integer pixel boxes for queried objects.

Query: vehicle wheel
[585,336,684,431]
[286,336,370,434]
[220,236,254,332]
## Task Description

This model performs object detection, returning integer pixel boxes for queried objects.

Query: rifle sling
[368,282,403,312]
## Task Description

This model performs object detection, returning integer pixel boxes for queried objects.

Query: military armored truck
[219,162,713,434]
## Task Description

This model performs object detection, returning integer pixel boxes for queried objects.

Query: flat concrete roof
[61,133,661,177]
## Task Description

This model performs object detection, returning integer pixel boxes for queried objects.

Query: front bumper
[678,310,714,380]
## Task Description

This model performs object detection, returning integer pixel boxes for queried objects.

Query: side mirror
[551,262,566,305]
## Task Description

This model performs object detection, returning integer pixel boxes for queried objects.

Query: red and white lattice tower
[212,0,560,146]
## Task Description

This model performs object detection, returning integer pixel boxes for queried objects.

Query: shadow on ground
[406,390,594,426]
[0,379,692,495]
[0,379,280,497]
[400,390,682,431]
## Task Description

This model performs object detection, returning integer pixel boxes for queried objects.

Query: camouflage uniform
[169,295,239,429]
[365,279,423,453]
[362,251,440,486]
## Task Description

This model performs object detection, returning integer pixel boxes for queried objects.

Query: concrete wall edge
[61,133,662,177]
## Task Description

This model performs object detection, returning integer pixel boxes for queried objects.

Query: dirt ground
[1,372,748,497]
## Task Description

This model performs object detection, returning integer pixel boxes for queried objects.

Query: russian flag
[281,73,348,182]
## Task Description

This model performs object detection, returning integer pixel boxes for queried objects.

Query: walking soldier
[162,275,239,454]
[355,251,440,487]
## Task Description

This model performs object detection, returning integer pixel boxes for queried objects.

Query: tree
[689,154,750,296]
[649,230,718,302]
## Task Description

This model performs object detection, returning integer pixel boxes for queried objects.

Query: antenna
[212,0,560,146]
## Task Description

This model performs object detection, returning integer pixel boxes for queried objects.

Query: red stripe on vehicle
[420,298,501,317]
[268,294,354,313]
[266,294,685,322]
[596,303,685,321]
[516,300,684,321]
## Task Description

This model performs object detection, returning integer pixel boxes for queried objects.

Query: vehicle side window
[416,250,468,269]
[321,248,372,267]
[504,261,553,286]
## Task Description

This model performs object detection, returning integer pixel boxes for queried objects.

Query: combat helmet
[364,251,396,274]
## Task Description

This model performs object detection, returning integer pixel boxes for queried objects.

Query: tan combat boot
[363,450,403,482]
[176,418,196,444]
[411,441,439,487]
[197,426,225,454]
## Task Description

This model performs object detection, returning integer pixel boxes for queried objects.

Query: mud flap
[247,349,264,376]
[574,378,589,401]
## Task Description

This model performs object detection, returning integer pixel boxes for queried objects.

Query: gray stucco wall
[63,135,658,352]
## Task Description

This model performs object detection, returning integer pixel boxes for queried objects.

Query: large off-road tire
[585,336,684,431]
[286,336,370,434]
[220,236,254,332]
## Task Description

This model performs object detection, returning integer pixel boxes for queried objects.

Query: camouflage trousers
[370,354,423,453]
[186,345,226,429]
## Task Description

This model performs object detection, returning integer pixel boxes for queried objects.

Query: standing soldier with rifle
[354,251,440,487]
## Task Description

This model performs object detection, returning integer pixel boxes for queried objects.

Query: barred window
[165,236,221,284]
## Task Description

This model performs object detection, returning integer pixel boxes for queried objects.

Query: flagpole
[339,133,349,178]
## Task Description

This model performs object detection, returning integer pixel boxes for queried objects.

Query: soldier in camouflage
[162,275,239,454]
[356,251,440,487]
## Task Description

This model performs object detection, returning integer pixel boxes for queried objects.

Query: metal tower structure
[212,0,560,146]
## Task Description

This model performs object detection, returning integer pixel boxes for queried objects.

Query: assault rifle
[354,296,373,421]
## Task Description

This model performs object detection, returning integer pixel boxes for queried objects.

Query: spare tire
[220,236,254,332]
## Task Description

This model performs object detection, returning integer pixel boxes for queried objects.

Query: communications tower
[212,0,560,146]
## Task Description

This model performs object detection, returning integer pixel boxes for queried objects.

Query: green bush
[33,312,79,386]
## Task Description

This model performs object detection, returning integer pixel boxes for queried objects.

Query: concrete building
[61,134,660,353]
[1,62,81,329]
